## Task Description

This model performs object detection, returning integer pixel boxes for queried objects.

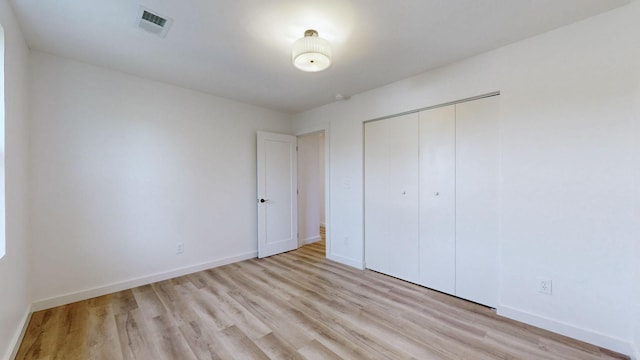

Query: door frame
[296,125,330,259]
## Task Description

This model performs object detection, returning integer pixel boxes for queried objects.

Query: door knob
[259,198,269,203]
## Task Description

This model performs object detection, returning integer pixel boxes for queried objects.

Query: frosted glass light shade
[292,30,332,72]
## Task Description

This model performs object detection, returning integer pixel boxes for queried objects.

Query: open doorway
[297,131,326,254]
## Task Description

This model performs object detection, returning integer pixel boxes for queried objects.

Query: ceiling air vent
[137,6,172,38]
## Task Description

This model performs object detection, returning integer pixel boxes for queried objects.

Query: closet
[364,95,499,307]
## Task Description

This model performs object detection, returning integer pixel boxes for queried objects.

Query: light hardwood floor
[16,237,628,359]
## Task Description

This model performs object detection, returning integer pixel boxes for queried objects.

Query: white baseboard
[498,305,633,358]
[31,251,257,312]
[302,235,321,245]
[5,306,31,360]
[327,252,364,270]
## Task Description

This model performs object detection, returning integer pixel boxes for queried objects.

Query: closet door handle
[259,198,270,203]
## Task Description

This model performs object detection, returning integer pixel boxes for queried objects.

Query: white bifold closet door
[364,95,499,308]
[455,96,500,307]
[364,113,420,284]
[419,105,456,295]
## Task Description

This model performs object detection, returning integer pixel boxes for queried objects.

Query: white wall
[635,215,640,358]
[0,0,31,358]
[297,132,324,244]
[319,132,325,226]
[0,14,4,262]
[29,51,292,307]
[634,77,640,360]
[293,2,640,356]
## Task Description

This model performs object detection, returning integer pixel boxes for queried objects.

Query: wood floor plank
[14,310,50,359]
[216,325,271,360]
[15,237,631,360]
[286,295,413,359]
[110,290,138,316]
[114,309,160,360]
[183,286,235,332]
[222,261,386,359]
[86,296,123,360]
[253,332,306,360]
[47,301,90,359]
[147,314,198,360]
[265,251,492,359]
[132,284,167,320]
[199,287,271,339]
[226,288,316,350]
[297,339,343,360]
[176,321,228,360]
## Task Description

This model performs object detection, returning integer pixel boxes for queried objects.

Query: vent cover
[142,10,166,27]
[137,6,172,38]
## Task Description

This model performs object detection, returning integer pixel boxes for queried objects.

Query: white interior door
[419,105,456,294]
[364,113,420,284]
[257,131,298,258]
[455,96,500,307]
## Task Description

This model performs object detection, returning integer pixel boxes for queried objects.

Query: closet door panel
[419,105,456,294]
[455,96,500,307]
[364,119,391,276]
[365,113,420,283]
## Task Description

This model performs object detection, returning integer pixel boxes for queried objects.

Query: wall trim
[6,306,31,360]
[498,305,633,358]
[31,251,257,312]
[327,252,364,270]
[302,235,321,245]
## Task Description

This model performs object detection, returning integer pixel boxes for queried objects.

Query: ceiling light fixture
[292,29,332,72]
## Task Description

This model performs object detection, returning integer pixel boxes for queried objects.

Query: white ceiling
[10,0,630,113]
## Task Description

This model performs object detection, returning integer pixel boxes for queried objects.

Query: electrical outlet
[537,278,552,295]
[177,242,184,254]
